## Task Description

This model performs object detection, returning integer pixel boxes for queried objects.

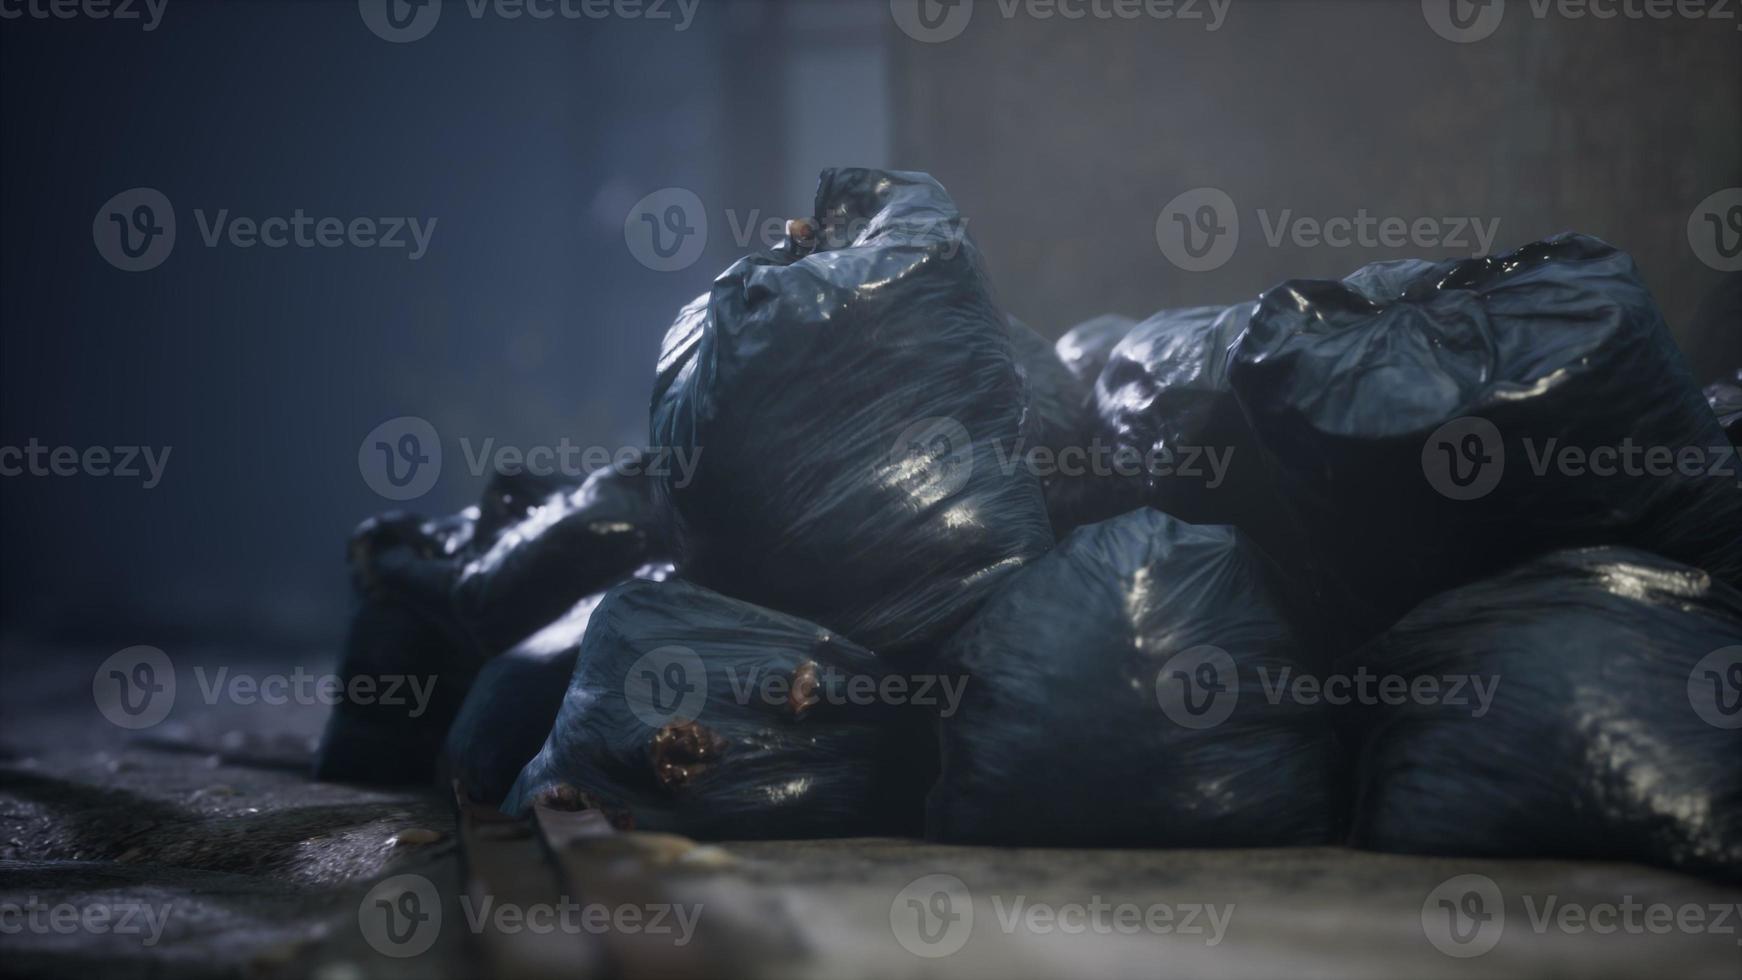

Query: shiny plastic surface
[1055,313,1138,389]
[927,508,1339,846]
[453,452,667,654]
[1008,313,1141,535]
[444,594,602,807]
[1094,303,1270,526]
[1346,547,1742,881]
[504,577,933,837]
[1231,233,1742,641]
[650,168,1052,655]
[316,465,665,785]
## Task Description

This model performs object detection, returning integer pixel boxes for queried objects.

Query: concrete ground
[3,639,1738,979]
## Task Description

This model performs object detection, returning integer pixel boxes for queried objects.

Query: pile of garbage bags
[321,169,1740,882]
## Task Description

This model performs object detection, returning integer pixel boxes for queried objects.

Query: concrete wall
[887,0,1742,380]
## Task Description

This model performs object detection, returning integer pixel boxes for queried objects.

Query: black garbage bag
[1229,233,1742,642]
[1007,314,1142,535]
[445,564,677,807]
[926,508,1339,847]
[504,577,934,838]
[452,451,668,655]
[1345,547,1742,881]
[650,168,1053,655]
[314,507,490,784]
[1094,304,1261,526]
[1707,371,1741,447]
[1055,313,1138,390]
[443,595,599,808]
[318,463,660,786]
[1007,314,1086,457]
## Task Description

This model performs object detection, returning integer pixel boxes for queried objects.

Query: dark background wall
[889,0,1742,371]
[2,0,1737,649]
